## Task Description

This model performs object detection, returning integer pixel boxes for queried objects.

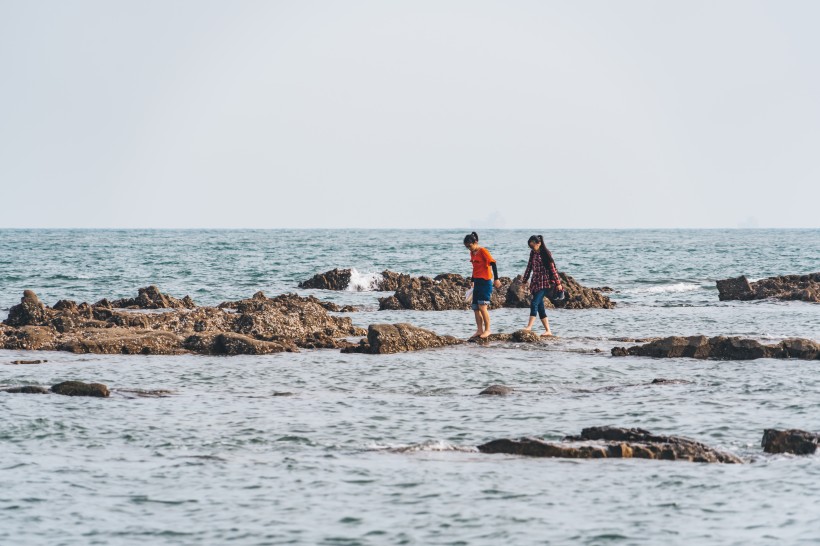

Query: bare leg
[524,316,536,331]
[541,317,553,337]
[478,305,492,338]
[472,310,484,338]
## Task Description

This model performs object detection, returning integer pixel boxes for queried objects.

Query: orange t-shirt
[470,247,494,280]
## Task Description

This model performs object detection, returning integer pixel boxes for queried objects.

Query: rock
[479,426,741,463]
[377,272,614,311]
[109,286,196,309]
[5,290,48,327]
[479,385,514,395]
[761,429,820,455]
[351,323,463,354]
[716,272,820,302]
[650,378,693,385]
[298,268,353,290]
[2,289,365,356]
[473,330,543,343]
[611,336,820,360]
[3,385,49,394]
[51,381,110,397]
[9,359,48,365]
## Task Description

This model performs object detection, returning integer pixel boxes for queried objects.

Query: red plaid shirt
[523,250,563,294]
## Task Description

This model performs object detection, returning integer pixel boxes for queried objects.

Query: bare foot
[479,330,492,339]
[541,332,553,337]
[470,330,483,339]
[523,327,532,331]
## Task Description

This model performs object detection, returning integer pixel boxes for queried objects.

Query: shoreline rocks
[716,273,819,302]
[1,288,366,356]
[611,336,820,360]
[478,426,742,463]
[298,269,411,292]
[761,429,819,455]
[342,323,462,354]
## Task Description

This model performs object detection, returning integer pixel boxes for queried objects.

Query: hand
[493,279,501,289]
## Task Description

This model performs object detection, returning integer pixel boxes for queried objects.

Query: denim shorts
[471,278,493,310]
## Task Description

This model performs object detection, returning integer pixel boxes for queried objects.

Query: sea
[0,229,818,545]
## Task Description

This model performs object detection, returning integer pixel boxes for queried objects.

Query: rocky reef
[611,336,820,360]
[478,426,742,463]
[0,288,366,355]
[716,273,820,302]
[342,323,462,354]
[761,429,819,455]
[298,269,410,292]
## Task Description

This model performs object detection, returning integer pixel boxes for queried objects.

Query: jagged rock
[3,386,49,394]
[51,381,110,397]
[761,429,820,455]
[479,426,741,463]
[5,290,48,327]
[9,359,47,365]
[298,268,353,290]
[650,378,693,385]
[479,385,514,395]
[716,273,820,302]
[344,323,463,354]
[377,272,613,311]
[474,330,544,343]
[2,290,365,356]
[110,286,196,309]
[611,336,820,360]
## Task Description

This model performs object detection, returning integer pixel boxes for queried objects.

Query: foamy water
[0,229,819,545]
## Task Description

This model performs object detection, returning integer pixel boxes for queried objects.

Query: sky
[1,0,818,229]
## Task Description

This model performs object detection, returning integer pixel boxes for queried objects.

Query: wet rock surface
[3,385,50,394]
[342,323,463,354]
[298,269,410,291]
[109,285,196,309]
[479,426,742,463]
[716,273,820,302]
[761,429,819,455]
[51,381,110,397]
[1,288,365,356]
[479,385,514,395]
[611,336,820,360]
[376,272,614,311]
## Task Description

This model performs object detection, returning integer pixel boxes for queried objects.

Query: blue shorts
[471,278,493,310]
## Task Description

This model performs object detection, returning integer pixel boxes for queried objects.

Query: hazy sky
[1,1,818,228]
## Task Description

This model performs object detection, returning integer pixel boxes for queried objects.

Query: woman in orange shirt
[463,232,501,339]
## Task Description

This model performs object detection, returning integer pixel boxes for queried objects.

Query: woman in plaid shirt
[522,235,564,336]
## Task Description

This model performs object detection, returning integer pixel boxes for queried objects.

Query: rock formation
[0,288,365,356]
[478,426,742,463]
[716,273,820,302]
[342,323,462,354]
[51,381,110,397]
[479,385,514,395]
[376,273,614,311]
[611,336,820,360]
[298,269,410,291]
[761,429,819,455]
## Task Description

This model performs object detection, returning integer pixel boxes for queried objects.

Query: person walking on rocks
[464,232,501,339]
[522,235,564,336]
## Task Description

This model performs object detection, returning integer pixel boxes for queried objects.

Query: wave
[367,440,478,453]
[346,269,384,292]
[626,282,702,295]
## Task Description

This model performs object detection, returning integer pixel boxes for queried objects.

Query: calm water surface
[0,229,819,545]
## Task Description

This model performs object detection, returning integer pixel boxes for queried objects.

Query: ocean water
[0,229,819,545]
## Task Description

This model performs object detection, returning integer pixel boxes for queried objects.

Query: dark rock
[479,385,514,395]
[3,385,49,394]
[474,330,543,343]
[761,429,819,455]
[9,359,48,365]
[299,268,353,290]
[611,336,820,360]
[5,290,48,327]
[650,378,693,385]
[355,323,463,354]
[110,286,196,309]
[184,333,295,355]
[479,426,741,463]
[717,272,820,302]
[51,381,110,397]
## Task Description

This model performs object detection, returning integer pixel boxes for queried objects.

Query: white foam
[628,282,701,295]
[346,268,384,292]
[367,440,478,453]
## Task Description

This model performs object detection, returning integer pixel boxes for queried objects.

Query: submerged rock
[3,385,49,394]
[716,273,820,302]
[51,381,110,397]
[479,426,741,463]
[761,429,820,455]
[479,385,514,395]
[298,269,410,291]
[611,336,820,360]
[2,289,365,356]
[342,323,462,354]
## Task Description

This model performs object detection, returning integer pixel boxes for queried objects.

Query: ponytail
[528,234,554,267]
[463,232,479,246]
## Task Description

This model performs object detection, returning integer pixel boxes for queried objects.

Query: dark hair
[528,234,555,267]
[463,232,479,246]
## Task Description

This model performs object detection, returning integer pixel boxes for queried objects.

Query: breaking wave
[627,282,702,295]
[346,269,384,292]
[367,440,478,453]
